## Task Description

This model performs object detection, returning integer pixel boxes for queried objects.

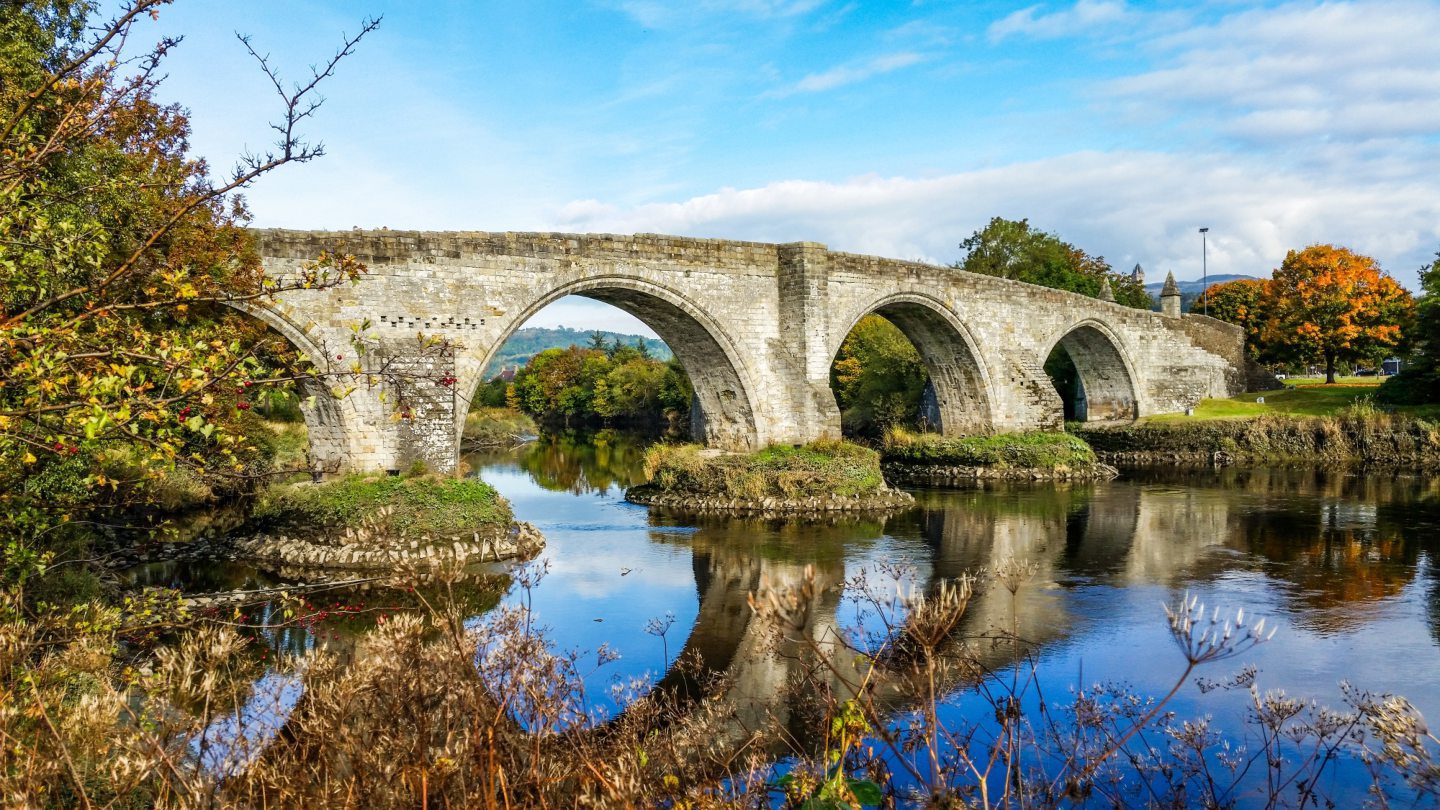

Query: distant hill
[483,326,672,378]
[1144,273,1262,313]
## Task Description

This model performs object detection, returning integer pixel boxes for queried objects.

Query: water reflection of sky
[474,441,1440,799]
[185,436,1440,799]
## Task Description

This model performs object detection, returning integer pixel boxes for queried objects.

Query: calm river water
[150,431,1440,802]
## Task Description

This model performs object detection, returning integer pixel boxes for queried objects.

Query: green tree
[829,315,929,436]
[1379,250,1440,403]
[955,217,1150,309]
[507,344,689,426]
[1261,245,1414,383]
[0,1,382,546]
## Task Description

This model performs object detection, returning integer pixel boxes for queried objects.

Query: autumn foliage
[1198,245,1414,383]
[1260,245,1414,383]
[1194,279,1269,360]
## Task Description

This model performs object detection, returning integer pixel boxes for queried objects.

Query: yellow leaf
[22,452,36,464]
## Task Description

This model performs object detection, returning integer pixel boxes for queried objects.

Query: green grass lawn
[1142,378,1440,422]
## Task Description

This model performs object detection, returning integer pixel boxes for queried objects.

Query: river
[141,430,1440,802]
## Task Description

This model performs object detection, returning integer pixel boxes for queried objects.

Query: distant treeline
[483,327,671,377]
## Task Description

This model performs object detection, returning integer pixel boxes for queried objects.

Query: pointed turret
[1131,263,1145,286]
[1097,277,1115,302]
[1160,271,1182,317]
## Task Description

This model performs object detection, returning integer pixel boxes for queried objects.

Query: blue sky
[143,0,1440,334]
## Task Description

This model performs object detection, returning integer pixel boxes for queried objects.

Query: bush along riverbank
[881,428,1117,484]
[234,474,544,573]
[1074,412,1440,468]
[626,440,914,514]
[461,407,538,449]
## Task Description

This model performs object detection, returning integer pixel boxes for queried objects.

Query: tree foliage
[1260,245,1414,383]
[507,344,692,425]
[1194,279,1270,360]
[0,1,385,543]
[1379,250,1440,403]
[830,315,929,436]
[955,217,1150,309]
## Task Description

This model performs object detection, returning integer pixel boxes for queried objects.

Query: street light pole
[1199,227,1210,317]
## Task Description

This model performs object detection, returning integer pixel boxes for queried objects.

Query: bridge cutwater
[247,230,1244,474]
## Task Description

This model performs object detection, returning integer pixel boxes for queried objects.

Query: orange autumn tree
[1194,278,1270,360]
[1261,245,1414,383]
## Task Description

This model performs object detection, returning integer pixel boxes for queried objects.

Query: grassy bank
[252,474,513,539]
[462,407,538,448]
[882,428,1097,469]
[638,440,889,501]
[1077,412,1440,467]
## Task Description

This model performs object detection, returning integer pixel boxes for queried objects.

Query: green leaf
[846,779,882,806]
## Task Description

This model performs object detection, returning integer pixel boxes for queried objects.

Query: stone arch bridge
[252,229,1245,474]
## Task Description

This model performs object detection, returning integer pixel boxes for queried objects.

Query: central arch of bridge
[1045,321,1139,422]
[834,294,996,435]
[472,277,762,451]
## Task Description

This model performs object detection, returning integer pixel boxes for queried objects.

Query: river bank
[1074,412,1440,468]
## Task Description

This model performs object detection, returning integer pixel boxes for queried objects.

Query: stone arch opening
[471,279,762,451]
[1044,322,1139,423]
[226,301,351,473]
[831,296,995,436]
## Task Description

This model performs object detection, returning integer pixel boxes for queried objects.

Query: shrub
[462,407,538,447]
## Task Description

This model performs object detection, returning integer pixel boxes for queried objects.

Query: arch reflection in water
[200,437,1440,790]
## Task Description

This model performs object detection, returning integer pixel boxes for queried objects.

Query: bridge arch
[227,301,353,472]
[831,293,996,435]
[1043,319,1140,423]
[470,276,763,451]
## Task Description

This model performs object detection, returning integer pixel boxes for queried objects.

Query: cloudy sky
[147,0,1440,334]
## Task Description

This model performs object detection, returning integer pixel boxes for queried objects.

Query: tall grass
[251,474,512,540]
[641,440,887,500]
[462,407,538,448]
[4,562,1438,807]
[882,428,1098,470]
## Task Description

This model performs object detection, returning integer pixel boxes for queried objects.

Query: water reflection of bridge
[278,469,1439,766]
[650,473,1436,753]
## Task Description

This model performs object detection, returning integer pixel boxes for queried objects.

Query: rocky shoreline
[108,519,545,582]
[625,483,914,515]
[230,520,545,572]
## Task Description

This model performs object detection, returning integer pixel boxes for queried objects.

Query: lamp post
[1199,227,1210,317]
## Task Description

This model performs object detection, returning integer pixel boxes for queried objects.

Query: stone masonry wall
[252,229,1246,473]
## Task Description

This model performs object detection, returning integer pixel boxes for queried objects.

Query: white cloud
[1106,1,1440,143]
[552,149,1440,289]
[769,51,926,97]
[988,0,1132,42]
